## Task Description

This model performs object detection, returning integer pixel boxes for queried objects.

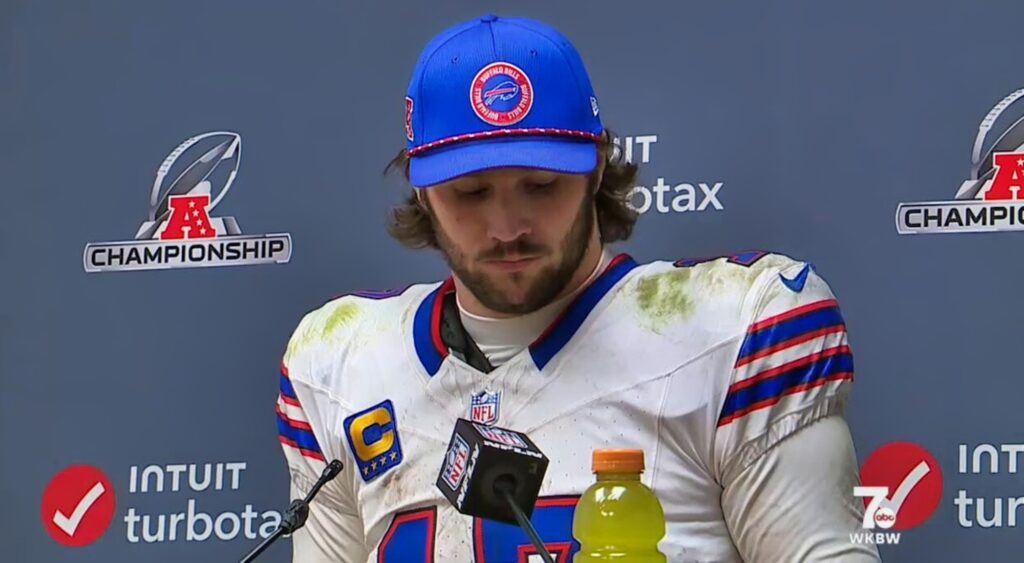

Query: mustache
[477,239,549,261]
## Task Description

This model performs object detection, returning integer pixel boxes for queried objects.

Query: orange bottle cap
[592,448,645,473]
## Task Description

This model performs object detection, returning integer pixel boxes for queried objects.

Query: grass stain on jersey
[321,302,360,339]
[635,269,694,332]
[285,300,361,360]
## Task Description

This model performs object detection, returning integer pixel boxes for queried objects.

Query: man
[277,14,880,562]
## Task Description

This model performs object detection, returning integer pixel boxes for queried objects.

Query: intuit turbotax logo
[612,134,725,215]
[41,460,282,548]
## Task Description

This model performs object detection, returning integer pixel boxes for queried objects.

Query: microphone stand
[239,460,344,563]
[496,481,556,563]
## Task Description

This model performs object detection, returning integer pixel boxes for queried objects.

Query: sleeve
[713,260,876,561]
[721,416,881,562]
[278,329,368,562]
[714,260,853,482]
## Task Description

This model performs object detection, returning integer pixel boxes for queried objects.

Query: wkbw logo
[83,131,292,272]
[851,442,943,546]
[897,88,1024,234]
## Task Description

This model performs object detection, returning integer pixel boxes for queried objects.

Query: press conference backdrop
[3,0,1024,561]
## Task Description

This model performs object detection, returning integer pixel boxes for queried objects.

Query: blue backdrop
[4,1,1024,561]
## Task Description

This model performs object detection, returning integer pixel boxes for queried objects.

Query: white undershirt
[457,248,612,367]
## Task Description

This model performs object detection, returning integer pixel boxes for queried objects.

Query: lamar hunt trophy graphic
[83,131,292,272]
[897,87,1024,234]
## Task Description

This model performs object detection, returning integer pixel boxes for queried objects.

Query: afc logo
[986,153,1024,200]
[160,195,217,240]
[82,131,292,272]
[896,88,1024,234]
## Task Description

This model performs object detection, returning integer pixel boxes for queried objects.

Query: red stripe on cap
[408,128,601,156]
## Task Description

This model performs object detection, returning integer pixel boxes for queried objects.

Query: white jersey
[277,251,881,562]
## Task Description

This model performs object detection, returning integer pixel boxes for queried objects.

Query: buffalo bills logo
[471,62,533,126]
[483,81,519,105]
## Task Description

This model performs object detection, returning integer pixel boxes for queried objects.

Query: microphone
[239,459,344,563]
[436,419,555,563]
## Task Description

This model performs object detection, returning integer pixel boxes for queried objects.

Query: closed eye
[526,180,557,193]
[456,187,488,199]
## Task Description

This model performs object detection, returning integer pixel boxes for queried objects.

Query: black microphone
[436,419,555,563]
[239,459,344,563]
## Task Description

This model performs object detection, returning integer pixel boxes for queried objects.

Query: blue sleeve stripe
[719,350,853,426]
[279,371,298,400]
[737,305,845,366]
[277,413,322,454]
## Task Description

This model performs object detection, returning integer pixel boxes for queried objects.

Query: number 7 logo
[856,442,943,531]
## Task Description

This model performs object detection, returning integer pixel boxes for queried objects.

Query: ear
[415,187,432,211]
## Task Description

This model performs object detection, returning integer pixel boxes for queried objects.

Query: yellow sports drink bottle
[573,449,667,562]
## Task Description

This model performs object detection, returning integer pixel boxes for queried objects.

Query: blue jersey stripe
[277,413,322,453]
[719,350,853,424]
[279,371,298,400]
[737,306,845,365]
[412,282,446,377]
[529,255,638,370]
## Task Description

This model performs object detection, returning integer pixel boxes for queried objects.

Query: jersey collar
[412,253,638,376]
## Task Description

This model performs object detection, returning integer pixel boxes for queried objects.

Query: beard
[428,186,596,316]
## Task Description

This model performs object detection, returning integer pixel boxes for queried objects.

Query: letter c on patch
[349,407,394,461]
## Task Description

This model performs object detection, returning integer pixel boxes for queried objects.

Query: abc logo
[873,507,897,529]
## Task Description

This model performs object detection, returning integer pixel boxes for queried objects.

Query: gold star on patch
[362,466,369,475]
[370,460,378,471]
[390,451,398,462]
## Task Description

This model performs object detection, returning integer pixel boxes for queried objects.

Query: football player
[277,14,881,562]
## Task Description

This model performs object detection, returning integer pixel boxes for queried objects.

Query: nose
[485,193,531,243]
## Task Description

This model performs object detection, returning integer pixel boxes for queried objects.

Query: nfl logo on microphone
[469,390,500,426]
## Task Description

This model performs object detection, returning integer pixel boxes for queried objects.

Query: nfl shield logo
[469,390,501,426]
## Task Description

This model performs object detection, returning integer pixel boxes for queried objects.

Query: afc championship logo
[471,62,533,126]
[897,87,1024,234]
[83,131,292,272]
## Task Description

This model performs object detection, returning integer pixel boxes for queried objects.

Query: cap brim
[409,137,598,188]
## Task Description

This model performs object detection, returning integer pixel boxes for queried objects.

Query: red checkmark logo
[859,442,943,530]
[41,465,116,547]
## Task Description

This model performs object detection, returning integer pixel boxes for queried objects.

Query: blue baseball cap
[404,14,604,188]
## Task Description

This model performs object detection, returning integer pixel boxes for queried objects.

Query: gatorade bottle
[572,449,667,562]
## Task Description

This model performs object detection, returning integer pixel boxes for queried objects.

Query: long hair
[383,131,640,250]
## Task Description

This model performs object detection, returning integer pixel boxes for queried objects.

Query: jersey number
[377,497,579,563]
[674,250,767,268]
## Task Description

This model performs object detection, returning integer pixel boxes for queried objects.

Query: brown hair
[383,131,640,250]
